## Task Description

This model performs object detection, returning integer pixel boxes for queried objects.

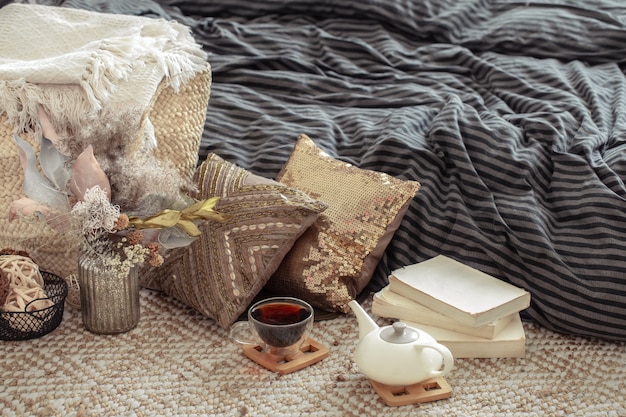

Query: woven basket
[0,64,212,280]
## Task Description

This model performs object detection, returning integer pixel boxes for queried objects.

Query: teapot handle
[414,342,454,378]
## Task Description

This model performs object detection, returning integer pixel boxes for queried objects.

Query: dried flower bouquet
[8,106,227,279]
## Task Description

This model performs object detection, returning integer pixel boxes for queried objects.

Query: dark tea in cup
[230,297,314,354]
[251,301,312,347]
[251,301,311,325]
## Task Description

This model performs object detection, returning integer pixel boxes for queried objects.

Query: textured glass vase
[78,255,140,334]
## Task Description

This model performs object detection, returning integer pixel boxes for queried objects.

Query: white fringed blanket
[0,3,207,139]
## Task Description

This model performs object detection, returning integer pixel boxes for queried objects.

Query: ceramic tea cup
[230,297,314,358]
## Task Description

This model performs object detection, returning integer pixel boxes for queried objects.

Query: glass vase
[78,255,140,334]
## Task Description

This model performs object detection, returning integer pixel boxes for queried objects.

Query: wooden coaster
[242,337,329,375]
[369,377,453,407]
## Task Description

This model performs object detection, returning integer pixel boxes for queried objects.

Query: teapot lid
[380,322,420,344]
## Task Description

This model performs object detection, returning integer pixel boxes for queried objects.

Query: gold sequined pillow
[140,153,328,328]
[265,134,420,313]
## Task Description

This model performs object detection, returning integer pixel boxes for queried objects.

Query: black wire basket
[0,272,68,341]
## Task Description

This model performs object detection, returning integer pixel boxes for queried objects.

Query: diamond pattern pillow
[140,153,327,328]
[265,134,420,313]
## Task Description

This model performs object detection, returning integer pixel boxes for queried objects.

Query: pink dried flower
[115,213,130,231]
[146,242,160,254]
[70,145,111,202]
[148,253,164,267]
[126,230,144,246]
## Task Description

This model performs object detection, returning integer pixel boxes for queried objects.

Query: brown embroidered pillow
[140,153,327,328]
[265,134,420,313]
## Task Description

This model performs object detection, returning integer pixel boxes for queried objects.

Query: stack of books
[372,255,531,358]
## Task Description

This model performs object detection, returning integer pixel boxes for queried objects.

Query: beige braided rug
[1,292,625,417]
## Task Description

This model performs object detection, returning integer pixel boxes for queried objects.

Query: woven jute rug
[2,291,625,417]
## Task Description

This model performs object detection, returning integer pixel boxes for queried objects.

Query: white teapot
[348,300,454,387]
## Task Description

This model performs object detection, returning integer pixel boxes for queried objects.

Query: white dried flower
[71,186,120,243]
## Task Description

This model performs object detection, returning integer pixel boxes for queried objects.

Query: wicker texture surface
[0,66,211,280]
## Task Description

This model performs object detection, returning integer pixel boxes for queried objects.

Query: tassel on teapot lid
[348,300,454,387]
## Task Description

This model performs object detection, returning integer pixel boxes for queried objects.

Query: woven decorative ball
[0,273,9,306]
[0,253,68,340]
[0,271,67,341]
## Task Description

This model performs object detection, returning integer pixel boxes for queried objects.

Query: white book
[372,286,514,339]
[404,313,527,359]
[388,255,531,328]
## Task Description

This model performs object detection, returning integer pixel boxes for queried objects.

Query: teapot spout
[348,300,379,341]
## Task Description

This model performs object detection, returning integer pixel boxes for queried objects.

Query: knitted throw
[0,3,208,142]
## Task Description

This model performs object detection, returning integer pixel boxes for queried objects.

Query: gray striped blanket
[16,0,626,341]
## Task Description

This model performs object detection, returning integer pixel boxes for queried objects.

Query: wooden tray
[242,337,329,374]
[369,377,453,407]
